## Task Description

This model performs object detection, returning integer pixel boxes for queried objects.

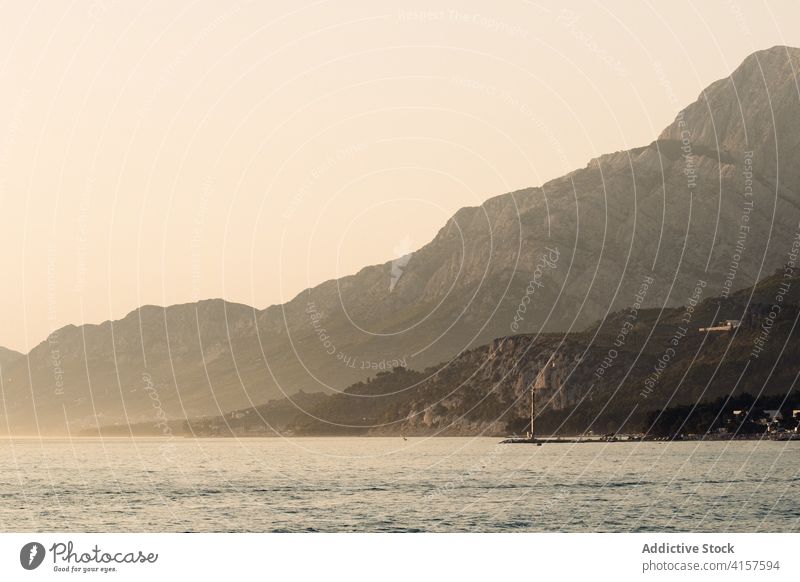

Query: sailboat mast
[530,382,536,439]
[531,354,555,439]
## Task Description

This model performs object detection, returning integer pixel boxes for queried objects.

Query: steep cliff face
[291,334,607,436]
[3,47,800,435]
[391,337,592,436]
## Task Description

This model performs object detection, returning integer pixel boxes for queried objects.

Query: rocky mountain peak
[660,45,800,187]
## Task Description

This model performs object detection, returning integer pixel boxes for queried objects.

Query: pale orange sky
[0,0,798,352]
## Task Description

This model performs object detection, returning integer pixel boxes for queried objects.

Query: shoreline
[2,433,798,442]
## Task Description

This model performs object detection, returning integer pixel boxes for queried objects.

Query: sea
[1,437,798,532]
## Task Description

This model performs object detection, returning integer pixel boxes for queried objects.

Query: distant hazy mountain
[3,46,800,435]
[0,346,22,370]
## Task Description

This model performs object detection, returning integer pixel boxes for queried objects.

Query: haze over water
[1,438,797,532]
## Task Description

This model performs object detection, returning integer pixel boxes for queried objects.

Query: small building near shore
[699,319,741,333]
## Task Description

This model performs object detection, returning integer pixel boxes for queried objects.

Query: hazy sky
[1,0,798,352]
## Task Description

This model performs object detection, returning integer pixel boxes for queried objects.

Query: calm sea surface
[1,437,798,532]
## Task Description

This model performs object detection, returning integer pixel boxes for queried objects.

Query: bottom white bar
[0,533,796,580]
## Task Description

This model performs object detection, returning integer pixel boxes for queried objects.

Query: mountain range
[2,45,800,435]
[136,269,800,437]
